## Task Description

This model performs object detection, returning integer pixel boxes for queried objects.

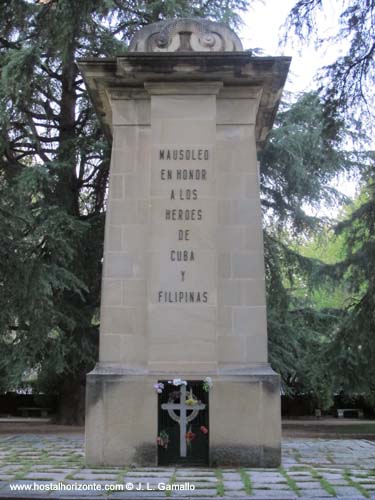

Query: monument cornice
[77,53,291,150]
[144,81,223,95]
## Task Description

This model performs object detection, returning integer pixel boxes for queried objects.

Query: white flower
[171,378,187,386]
[202,377,213,392]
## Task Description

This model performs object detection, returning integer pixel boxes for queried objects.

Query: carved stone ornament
[129,18,243,53]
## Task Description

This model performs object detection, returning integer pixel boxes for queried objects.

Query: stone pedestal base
[85,365,281,467]
[209,368,281,467]
[85,367,157,467]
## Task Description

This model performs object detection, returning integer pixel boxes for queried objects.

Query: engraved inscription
[155,146,211,303]
[161,169,207,180]
[159,148,209,160]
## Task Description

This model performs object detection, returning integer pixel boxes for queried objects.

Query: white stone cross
[161,385,206,457]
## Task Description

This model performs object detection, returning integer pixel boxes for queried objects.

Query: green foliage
[261,91,373,407]
[296,230,348,310]
[0,165,102,395]
[260,92,355,234]
[284,0,375,122]
[325,179,375,401]
[1,0,373,418]
[0,0,251,421]
[281,0,375,406]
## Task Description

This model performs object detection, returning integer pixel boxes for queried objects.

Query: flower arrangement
[153,377,213,394]
[157,430,169,449]
[185,388,198,406]
[168,378,187,387]
[185,425,196,447]
[202,377,213,392]
[153,382,164,394]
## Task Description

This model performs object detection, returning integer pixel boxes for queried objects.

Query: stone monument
[78,18,290,467]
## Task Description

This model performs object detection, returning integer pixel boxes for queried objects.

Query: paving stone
[1,436,375,498]
[187,482,218,489]
[0,475,13,481]
[73,473,119,480]
[127,471,173,477]
[319,473,346,480]
[334,485,367,496]
[172,488,217,496]
[140,468,173,472]
[124,477,172,484]
[174,470,216,477]
[109,493,165,498]
[0,465,25,472]
[222,472,242,480]
[315,468,344,473]
[321,479,348,485]
[222,480,244,490]
[80,467,122,473]
[295,481,328,489]
[298,488,334,497]
[287,471,312,476]
[29,464,58,470]
[176,477,217,483]
[43,488,105,497]
[245,469,279,474]
[250,490,299,498]
[24,472,68,480]
[216,492,248,497]
[253,483,291,490]
[251,475,285,483]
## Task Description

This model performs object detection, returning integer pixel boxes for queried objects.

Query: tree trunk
[56,374,86,425]
[56,39,79,215]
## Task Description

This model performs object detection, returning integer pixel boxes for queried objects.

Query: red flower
[186,431,196,442]
[200,425,208,435]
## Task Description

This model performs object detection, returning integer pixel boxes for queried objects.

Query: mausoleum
[78,18,290,467]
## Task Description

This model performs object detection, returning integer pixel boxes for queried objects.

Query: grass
[13,464,32,481]
[239,468,253,495]
[116,468,128,483]
[279,466,301,497]
[317,424,375,435]
[343,469,370,498]
[165,471,177,497]
[353,472,374,479]
[310,467,337,496]
[289,465,310,472]
[215,468,225,496]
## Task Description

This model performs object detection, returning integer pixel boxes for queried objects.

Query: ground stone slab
[1,437,375,498]
[334,486,367,497]
[250,491,299,498]
[172,488,217,496]
[297,489,334,497]
[24,472,69,480]
[223,480,244,490]
[253,483,291,490]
